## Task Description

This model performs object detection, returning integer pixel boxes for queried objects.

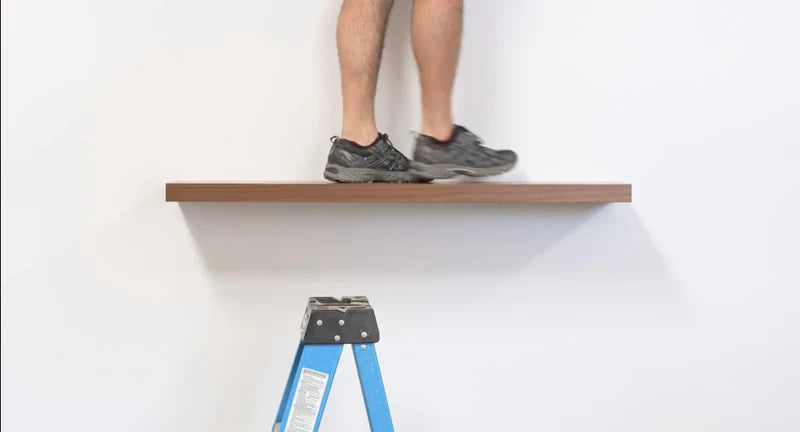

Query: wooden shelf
[165,182,631,203]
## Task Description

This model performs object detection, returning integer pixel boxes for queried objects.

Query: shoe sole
[324,164,431,183]
[413,162,516,179]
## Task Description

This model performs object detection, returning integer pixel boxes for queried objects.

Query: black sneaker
[412,125,517,179]
[324,133,428,183]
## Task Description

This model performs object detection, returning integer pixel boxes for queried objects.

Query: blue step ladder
[273,297,394,432]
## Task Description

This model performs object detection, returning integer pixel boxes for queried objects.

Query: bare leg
[337,0,394,146]
[412,0,463,141]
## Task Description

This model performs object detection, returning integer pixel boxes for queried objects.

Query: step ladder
[273,297,394,432]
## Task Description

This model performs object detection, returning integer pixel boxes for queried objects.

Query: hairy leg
[337,0,394,145]
[412,0,463,140]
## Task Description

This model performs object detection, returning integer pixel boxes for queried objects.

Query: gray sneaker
[412,125,517,179]
[324,133,429,183]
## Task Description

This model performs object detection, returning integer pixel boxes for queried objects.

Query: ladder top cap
[303,296,380,344]
[308,296,372,312]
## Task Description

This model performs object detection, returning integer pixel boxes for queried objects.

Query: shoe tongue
[448,125,472,145]
[372,135,392,152]
[375,134,408,163]
[453,125,469,136]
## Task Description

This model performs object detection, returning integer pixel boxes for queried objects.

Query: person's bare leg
[412,0,463,141]
[338,0,394,146]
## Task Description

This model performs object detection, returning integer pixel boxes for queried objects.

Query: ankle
[341,127,379,147]
[421,123,454,142]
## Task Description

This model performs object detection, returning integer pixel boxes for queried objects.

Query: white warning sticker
[285,367,330,432]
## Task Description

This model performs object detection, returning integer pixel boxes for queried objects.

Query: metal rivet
[361,331,368,338]
[361,345,367,351]
[338,320,345,326]
[316,320,323,326]
[334,335,341,342]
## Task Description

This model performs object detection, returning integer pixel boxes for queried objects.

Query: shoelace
[329,133,397,147]
[381,133,411,165]
[460,127,484,146]
[330,134,409,163]
[381,133,396,149]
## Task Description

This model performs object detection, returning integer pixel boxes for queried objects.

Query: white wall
[2,0,799,430]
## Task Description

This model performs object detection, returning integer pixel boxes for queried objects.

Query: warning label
[285,368,330,432]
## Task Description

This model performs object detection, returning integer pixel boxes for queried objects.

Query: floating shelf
[165,182,631,203]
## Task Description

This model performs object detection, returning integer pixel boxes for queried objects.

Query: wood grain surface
[165,182,632,203]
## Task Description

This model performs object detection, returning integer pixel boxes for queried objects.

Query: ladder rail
[274,344,344,432]
[353,344,395,432]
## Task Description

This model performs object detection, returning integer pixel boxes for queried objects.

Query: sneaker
[324,133,429,183]
[412,125,517,179]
